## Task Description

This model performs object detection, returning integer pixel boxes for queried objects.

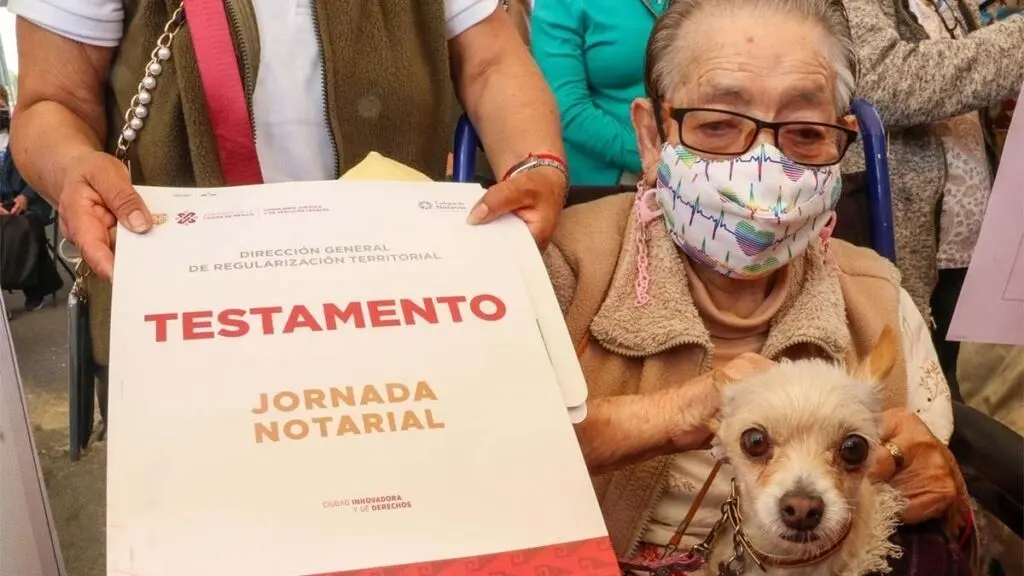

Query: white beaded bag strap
[114,6,187,172]
[60,7,186,270]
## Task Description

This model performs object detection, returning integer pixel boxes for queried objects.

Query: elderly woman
[541,0,966,571]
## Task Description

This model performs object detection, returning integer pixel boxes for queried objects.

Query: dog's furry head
[716,327,898,557]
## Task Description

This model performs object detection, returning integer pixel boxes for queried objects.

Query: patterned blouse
[907,0,995,270]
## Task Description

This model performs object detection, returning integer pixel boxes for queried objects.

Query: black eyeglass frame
[665,107,860,168]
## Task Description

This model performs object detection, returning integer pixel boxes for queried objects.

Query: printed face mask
[652,143,842,279]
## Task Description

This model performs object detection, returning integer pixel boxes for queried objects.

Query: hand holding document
[949,85,1024,346]
[106,163,616,575]
[340,154,589,417]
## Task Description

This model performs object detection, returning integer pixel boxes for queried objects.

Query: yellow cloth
[339,152,433,182]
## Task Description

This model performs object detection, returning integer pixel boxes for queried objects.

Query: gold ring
[884,442,905,469]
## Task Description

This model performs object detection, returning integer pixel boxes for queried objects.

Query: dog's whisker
[812,528,847,554]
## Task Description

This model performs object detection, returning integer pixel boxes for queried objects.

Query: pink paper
[948,84,1024,346]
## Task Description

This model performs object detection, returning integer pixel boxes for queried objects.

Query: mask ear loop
[634,181,663,306]
[633,98,670,306]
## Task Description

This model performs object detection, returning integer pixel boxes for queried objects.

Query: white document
[0,298,66,576]
[494,216,590,411]
[948,85,1024,345]
[107,181,612,576]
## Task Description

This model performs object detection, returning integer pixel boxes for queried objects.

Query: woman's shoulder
[544,192,634,313]
[552,192,635,256]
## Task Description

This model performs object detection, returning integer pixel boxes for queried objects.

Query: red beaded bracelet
[501,153,569,183]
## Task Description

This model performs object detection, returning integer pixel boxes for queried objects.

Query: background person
[0,87,62,311]
[10,0,568,281]
[532,0,667,186]
[0,86,9,152]
[10,0,568,424]
[0,144,63,311]
[841,0,1024,394]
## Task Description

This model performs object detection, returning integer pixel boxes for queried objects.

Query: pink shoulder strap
[182,0,263,186]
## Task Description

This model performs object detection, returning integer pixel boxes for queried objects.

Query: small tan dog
[710,328,906,575]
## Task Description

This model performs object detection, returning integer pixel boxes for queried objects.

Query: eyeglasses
[666,107,859,167]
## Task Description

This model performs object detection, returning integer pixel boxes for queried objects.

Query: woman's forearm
[12,102,105,206]
[576,377,718,475]
[12,17,114,205]
[847,0,1024,128]
[467,55,563,178]
[449,8,564,179]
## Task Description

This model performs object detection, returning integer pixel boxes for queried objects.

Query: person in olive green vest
[11,0,567,281]
[10,0,568,428]
[11,2,568,293]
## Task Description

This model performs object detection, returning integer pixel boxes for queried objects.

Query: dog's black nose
[779,491,825,531]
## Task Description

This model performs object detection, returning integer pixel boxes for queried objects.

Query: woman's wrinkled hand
[58,150,152,280]
[670,353,776,452]
[872,408,960,524]
[466,166,566,249]
[715,353,777,391]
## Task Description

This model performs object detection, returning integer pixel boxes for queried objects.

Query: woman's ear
[631,98,663,187]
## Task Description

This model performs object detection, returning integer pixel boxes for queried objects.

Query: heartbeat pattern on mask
[656,165,833,253]
[675,145,812,184]
[654,143,841,278]
[665,147,837,213]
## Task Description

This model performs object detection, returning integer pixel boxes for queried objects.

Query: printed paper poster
[949,85,1024,346]
[106,181,615,576]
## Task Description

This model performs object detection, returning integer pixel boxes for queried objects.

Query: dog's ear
[851,325,898,383]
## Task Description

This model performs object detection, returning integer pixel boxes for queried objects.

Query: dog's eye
[838,435,869,467]
[740,428,770,458]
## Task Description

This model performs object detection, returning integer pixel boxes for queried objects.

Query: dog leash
[619,469,854,576]
[619,461,728,575]
[665,460,725,557]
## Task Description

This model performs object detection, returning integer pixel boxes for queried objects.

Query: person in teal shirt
[532,0,666,185]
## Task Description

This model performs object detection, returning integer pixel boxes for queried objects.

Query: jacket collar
[589,212,851,363]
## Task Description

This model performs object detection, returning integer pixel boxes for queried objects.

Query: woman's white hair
[644,0,858,114]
